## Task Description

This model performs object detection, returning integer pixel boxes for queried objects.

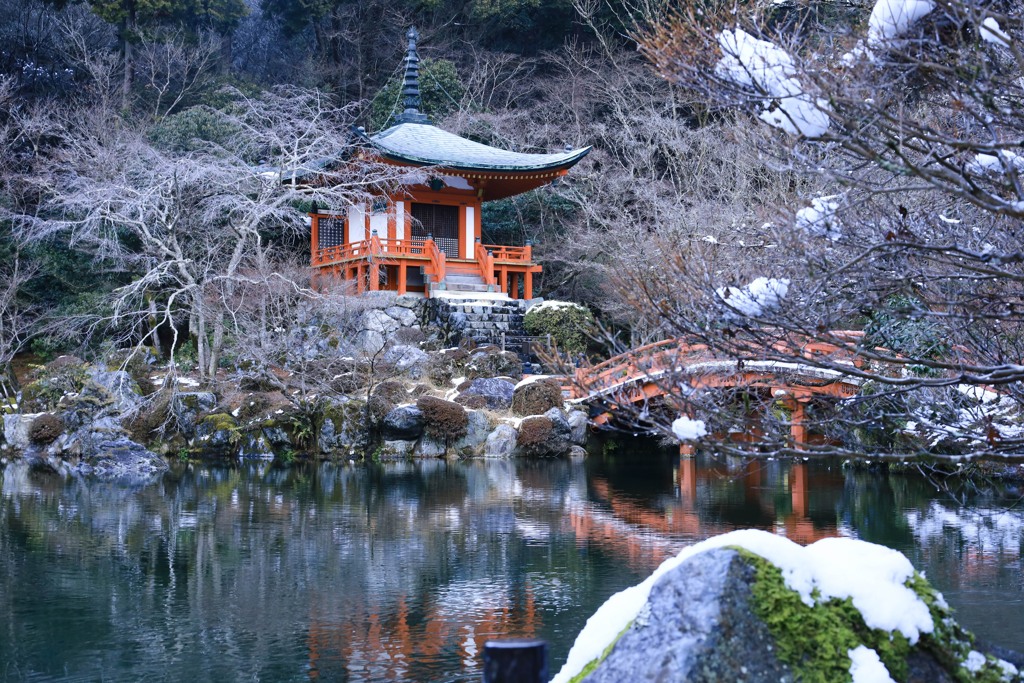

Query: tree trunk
[208,310,224,377]
[219,30,233,74]
[147,296,163,356]
[120,11,136,111]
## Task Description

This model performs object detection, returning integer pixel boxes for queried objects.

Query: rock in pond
[555,529,1024,683]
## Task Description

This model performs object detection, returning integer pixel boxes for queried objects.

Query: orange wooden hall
[310,27,590,300]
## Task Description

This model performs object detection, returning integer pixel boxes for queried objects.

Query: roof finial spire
[395,26,430,125]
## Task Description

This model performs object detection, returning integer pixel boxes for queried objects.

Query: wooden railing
[482,244,532,263]
[314,236,436,267]
[474,242,497,286]
[425,238,446,290]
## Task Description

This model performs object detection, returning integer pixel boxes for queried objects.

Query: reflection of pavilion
[306,583,540,680]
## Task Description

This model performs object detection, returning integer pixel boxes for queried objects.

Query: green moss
[568,622,632,683]
[738,548,911,683]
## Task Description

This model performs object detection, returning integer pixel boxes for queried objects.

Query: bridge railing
[572,333,881,400]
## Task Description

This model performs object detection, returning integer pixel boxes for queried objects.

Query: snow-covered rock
[554,529,1023,683]
[716,28,830,138]
[716,276,790,318]
[796,196,843,240]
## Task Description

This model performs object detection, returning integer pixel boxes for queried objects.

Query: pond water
[1,444,1022,681]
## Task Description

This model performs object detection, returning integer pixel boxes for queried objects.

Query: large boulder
[383,344,429,378]
[453,409,493,456]
[567,410,589,446]
[171,392,217,435]
[484,424,518,458]
[382,405,425,440]
[512,377,564,416]
[88,369,144,415]
[3,413,44,451]
[555,530,1024,683]
[459,378,515,410]
[574,548,790,683]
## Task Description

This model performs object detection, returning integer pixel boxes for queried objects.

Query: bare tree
[21,85,401,385]
[581,0,1024,462]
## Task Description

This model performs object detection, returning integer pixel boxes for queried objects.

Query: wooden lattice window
[411,203,459,259]
[319,215,346,249]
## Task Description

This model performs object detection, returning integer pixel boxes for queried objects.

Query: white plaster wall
[395,201,406,240]
[465,206,475,259]
[348,205,366,242]
[369,211,388,238]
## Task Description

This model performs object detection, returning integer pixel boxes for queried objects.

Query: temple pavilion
[310,27,590,300]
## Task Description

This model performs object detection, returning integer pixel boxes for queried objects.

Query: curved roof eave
[354,123,591,173]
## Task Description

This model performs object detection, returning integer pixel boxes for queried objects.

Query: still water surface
[1,444,1022,681]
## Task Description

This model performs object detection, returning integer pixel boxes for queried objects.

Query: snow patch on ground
[716,276,790,317]
[551,529,934,683]
[849,646,896,683]
[671,415,707,441]
[796,196,842,240]
[867,0,935,47]
[715,28,829,138]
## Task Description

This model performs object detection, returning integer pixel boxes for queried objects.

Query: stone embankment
[0,293,589,480]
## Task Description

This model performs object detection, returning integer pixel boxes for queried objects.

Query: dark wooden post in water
[482,639,548,683]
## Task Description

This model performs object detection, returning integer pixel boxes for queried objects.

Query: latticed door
[411,203,460,259]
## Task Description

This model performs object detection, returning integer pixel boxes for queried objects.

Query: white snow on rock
[843,0,935,63]
[551,529,934,683]
[849,646,897,683]
[980,17,1011,47]
[867,0,936,47]
[796,196,842,240]
[967,150,1024,176]
[527,300,586,313]
[671,415,707,441]
[514,374,557,390]
[716,276,790,317]
[716,28,830,138]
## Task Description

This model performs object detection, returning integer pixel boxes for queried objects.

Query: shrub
[416,396,469,443]
[516,416,554,456]
[29,413,65,444]
[524,301,594,355]
[512,378,564,416]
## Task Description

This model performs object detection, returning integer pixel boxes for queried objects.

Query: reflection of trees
[0,459,615,681]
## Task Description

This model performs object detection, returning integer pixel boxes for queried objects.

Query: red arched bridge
[567,332,880,442]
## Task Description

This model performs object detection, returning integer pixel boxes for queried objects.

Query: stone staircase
[425,295,538,356]
[435,263,493,295]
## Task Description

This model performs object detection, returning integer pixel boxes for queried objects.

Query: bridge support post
[789,396,810,449]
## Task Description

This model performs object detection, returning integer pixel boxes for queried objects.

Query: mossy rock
[21,358,90,412]
[426,349,470,385]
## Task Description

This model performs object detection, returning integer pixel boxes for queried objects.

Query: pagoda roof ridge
[357,122,591,173]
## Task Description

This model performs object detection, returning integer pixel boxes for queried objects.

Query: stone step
[447,283,492,292]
